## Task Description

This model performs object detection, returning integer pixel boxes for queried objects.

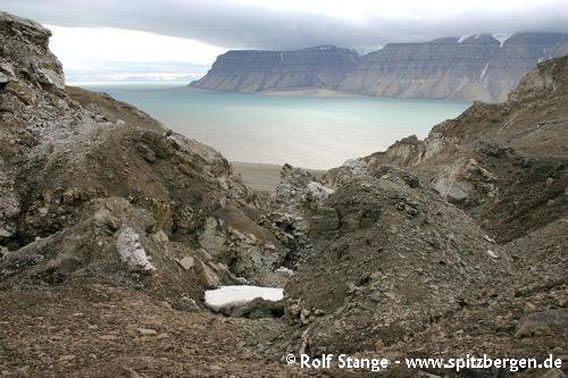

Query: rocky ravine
[191,33,568,102]
[1,12,567,377]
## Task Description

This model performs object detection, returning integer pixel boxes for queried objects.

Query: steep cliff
[192,33,568,101]
[340,33,568,101]
[481,33,568,101]
[189,45,359,92]
[339,35,500,101]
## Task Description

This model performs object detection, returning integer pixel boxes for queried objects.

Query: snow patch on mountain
[204,286,283,311]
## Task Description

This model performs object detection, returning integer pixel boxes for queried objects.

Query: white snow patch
[493,33,513,48]
[479,62,490,80]
[204,285,283,311]
[458,35,471,43]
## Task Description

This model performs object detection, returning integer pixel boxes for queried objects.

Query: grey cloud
[3,0,568,50]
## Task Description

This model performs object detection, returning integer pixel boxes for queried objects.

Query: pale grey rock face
[0,12,65,89]
[481,33,568,101]
[116,227,156,272]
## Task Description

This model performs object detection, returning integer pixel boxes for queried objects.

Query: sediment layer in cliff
[189,45,359,92]
[191,33,568,101]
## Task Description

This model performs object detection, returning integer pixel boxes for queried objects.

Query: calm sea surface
[79,83,469,169]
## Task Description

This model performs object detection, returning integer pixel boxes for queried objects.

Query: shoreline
[231,161,326,193]
[258,88,358,98]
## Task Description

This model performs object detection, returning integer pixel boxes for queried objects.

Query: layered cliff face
[192,33,568,101]
[189,45,359,92]
[481,33,568,101]
[339,35,500,101]
[340,33,568,101]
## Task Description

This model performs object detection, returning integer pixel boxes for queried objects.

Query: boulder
[516,309,568,338]
[116,227,156,273]
[221,297,284,319]
[309,207,340,232]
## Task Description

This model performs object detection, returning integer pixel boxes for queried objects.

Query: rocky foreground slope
[1,12,567,377]
[191,33,568,101]
[278,55,567,360]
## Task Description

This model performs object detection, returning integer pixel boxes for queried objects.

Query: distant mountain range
[189,33,568,101]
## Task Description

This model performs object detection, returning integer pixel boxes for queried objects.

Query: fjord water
[80,84,469,169]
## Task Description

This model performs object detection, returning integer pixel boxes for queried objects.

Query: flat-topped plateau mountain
[189,45,360,92]
[1,11,567,376]
[191,33,568,102]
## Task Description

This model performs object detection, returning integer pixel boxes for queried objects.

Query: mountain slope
[189,45,359,92]
[278,56,568,358]
[0,11,291,302]
[192,33,568,101]
[357,55,568,241]
[338,35,500,101]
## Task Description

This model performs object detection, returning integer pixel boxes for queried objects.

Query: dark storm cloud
[3,0,568,50]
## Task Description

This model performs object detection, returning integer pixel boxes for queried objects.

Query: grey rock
[309,207,340,232]
[93,209,121,235]
[0,72,9,85]
[116,227,156,273]
[220,298,284,319]
[137,143,157,163]
[515,309,568,338]
[136,328,158,336]
[546,177,554,187]
[176,256,195,271]
[483,235,496,244]
[189,46,359,92]
[197,260,221,288]
[434,180,469,202]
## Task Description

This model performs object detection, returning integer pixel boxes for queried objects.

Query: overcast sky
[4,0,568,82]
